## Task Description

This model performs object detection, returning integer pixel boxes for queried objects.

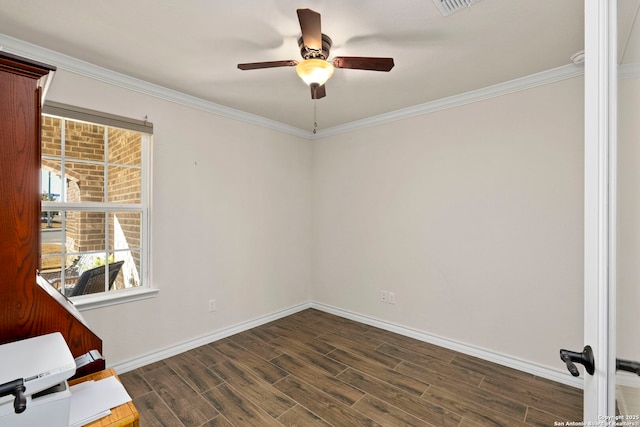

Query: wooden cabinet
[0,51,104,378]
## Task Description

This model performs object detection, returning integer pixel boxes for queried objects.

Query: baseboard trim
[110,302,312,374]
[309,302,584,389]
[110,300,584,389]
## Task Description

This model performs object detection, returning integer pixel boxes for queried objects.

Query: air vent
[432,0,482,17]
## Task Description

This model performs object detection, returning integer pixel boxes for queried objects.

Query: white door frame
[583,0,618,419]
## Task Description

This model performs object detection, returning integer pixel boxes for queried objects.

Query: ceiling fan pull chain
[313,99,318,134]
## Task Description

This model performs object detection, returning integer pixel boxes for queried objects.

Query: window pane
[110,212,142,290]
[50,251,138,294]
[65,120,105,162]
[42,116,62,157]
[40,210,75,289]
[109,128,141,166]
[63,210,107,253]
[41,210,63,243]
[108,166,141,203]
[110,211,141,251]
[40,112,149,298]
[66,161,104,203]
[40,243,74,278]
[39,251,74,290]
[113,250,141,290]
[59,253,114,296]
[41,161,63,202]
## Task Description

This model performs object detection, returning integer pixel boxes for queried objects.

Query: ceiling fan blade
[237,60,298,70]
[332,56,395,72]
[297,8,322,51]
[311,83,326,99]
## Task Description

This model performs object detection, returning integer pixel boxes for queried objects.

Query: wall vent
[432,0,482,17]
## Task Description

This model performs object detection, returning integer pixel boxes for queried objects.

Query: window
[39,102,152,305]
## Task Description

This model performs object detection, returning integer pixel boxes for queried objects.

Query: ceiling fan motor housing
[298,34,332,60]
[237,8,394,100]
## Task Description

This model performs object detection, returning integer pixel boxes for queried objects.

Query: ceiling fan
[237,8,395,100]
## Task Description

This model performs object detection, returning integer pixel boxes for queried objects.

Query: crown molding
[620,62,640,80]
[0,33,309,139]
[314,62,640,139]
[8,33,638,142]
[313,64,586,139]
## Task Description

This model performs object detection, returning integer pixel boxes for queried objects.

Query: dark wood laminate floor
[119,309,582,426]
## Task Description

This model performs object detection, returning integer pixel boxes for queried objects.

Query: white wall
[311,77,585,370]
[46,70,312,366]
[44,67,586,374]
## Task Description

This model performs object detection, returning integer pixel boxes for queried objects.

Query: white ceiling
[0,0,605,131]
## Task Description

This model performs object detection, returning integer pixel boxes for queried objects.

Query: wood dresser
[0,51,104,378]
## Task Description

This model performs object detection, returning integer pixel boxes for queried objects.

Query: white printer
[0,332,76,427]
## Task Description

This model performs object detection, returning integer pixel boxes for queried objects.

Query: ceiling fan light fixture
[237,9,394,100]
[296,58,334,86]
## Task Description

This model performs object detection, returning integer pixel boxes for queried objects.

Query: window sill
[72,287,159,311]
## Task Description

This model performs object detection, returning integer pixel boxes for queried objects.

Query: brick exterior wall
[41,116,142,290]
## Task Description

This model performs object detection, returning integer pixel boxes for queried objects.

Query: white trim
[110,302,312,374]
[583,0,618,419]
[142,133,152,309]
[313,64,585,139]
[3,34,640,143]
[109,300,583,389]
[4,33,640,142]
[74,288,159,311]
[309,303,583,389]
[0,33,308,140]
[619,62,640,80]
[0,32,583,141]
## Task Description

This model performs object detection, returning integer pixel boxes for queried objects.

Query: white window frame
[41,102,157,310]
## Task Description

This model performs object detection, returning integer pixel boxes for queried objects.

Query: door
[580,0,640,420]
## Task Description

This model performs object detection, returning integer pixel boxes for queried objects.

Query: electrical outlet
[208,299,216,312]
[380,290,388,303]
[388,292,396,304]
